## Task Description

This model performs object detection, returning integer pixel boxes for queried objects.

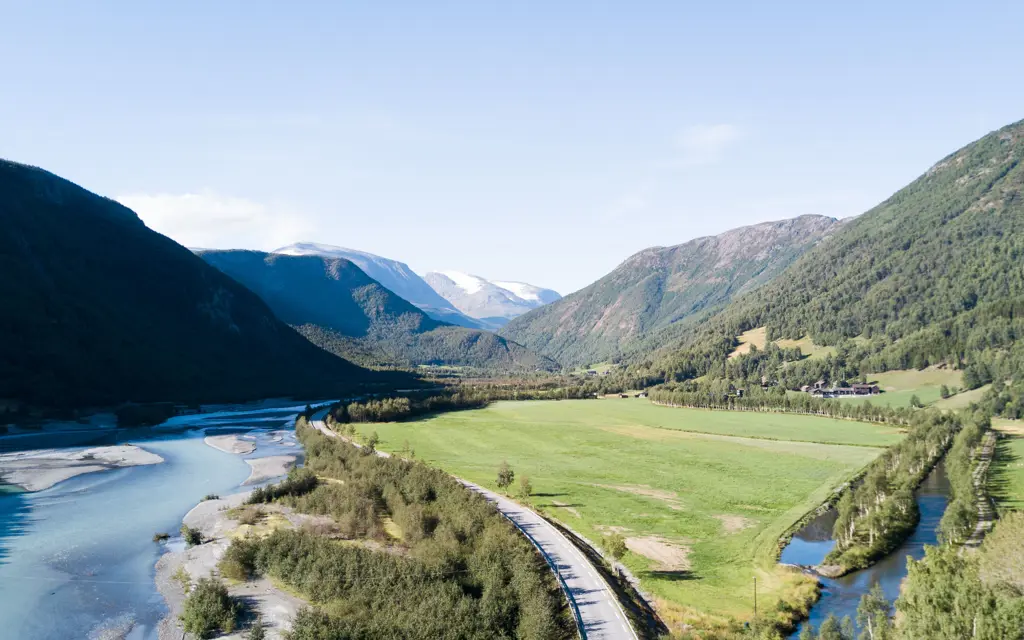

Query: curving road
[308,410,637,640]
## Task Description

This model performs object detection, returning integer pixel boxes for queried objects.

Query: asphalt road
[308,411,637,640]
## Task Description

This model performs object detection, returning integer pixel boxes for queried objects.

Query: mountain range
[198,250,557,372]
[501,215,843,367]
[637,118,1024,389]
[423,271,561,329]
[4,117,1022,413]
[0,160,377,411]
[273,242,487,330]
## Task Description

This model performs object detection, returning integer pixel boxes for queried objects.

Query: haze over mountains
[3,117,1022,414]
[502,215,843,367]
[274,242,561,330]
[199,249,557,372]
[423,271,561,329]
[273,242,485,330]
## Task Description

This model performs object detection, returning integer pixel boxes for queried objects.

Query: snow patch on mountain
[423,271,561,324]
[440,270,487,295]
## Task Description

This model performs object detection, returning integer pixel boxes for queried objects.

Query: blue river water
[782,461,951,636]
[0,404,311,639]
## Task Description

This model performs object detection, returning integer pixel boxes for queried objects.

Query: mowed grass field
[356,400,894,629]
[833,367,964,408]
[990,419,1024,513]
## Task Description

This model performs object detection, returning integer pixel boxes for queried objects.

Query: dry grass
[728,327,768,359]
[625,536,692,571]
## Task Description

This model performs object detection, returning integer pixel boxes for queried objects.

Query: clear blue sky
[2,1,1022,293]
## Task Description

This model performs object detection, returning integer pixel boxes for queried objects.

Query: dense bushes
[897,524,1024,639]
[246,467,318,504]
[222,419,571,639]
[180,577,239,638]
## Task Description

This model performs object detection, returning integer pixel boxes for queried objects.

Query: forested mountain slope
[501,215,842,367]
[0,161,373,410]
[643,118,1024,401]
[200,250,556,372]
[273,242,485,329]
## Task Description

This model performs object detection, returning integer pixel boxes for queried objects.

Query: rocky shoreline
[154,491,307,640]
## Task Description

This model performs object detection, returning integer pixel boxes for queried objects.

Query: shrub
[203,493,220,501]
[219,539,258,582]
[171,566,191,590]
[518,475,533,499]
[496,460,515,493]
[180,576,238,638]
[606,533,627,560]
[152,532,170,543]
[247,615,266,640]
[247,467,318,504]
[235,506,264,526]
[181,524,203,547]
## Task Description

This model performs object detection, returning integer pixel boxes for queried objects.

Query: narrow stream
[781,461,951,635]
[0,403,312,639]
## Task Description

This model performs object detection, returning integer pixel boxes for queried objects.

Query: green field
[833,367,964,408]
[932,383,990,410]
[990,420,1024,514]
[356,400,893,629]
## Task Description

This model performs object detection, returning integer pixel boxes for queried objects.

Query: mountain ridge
[273,242,486,330]
[638,118,1024,393]
[0,160,375,410]
[423,271,561,328]
[500,214,843,367]
[199,249,557,372]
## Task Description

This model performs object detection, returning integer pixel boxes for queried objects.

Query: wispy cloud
[116,191,313,251]
[672,123,743,167]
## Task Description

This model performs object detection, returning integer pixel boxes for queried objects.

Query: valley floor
[355,400,897,633]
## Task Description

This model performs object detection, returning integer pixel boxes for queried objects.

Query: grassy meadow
[355,400,894,631]
[990,419,1024,514]
[729,327,836,361]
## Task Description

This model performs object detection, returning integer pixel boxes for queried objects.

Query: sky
[2,2,1023,294]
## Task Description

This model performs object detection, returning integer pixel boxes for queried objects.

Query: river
[0,403,314,639]
[781,462,951,635]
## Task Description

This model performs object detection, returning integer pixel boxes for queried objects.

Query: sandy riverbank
[243,455,296,485]
[155,492,308,640]
[204,434,258,455]
[0,445,164,491]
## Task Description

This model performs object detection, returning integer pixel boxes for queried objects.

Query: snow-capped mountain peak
[439,270,487,295]
[270,242,486,330]
[423,271,561,327]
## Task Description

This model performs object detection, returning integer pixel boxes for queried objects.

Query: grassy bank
[355,400,893,633]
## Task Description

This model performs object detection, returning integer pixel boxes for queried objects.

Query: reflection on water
[785,462,951,636]
[0,404,310,639]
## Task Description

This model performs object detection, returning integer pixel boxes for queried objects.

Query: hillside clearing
[357,400,891,631]
[729,327,835,361]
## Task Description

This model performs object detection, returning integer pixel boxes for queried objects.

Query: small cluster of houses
[800,380,880,398]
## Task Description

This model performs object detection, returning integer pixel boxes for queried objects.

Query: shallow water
[784,462,951,636]
[0,404,309,639]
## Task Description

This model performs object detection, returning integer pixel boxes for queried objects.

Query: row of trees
[648,384,915,427]
[825,412,962,570]
[219,417,572,639]
[327,383,606,426]
[937,418,988,544]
